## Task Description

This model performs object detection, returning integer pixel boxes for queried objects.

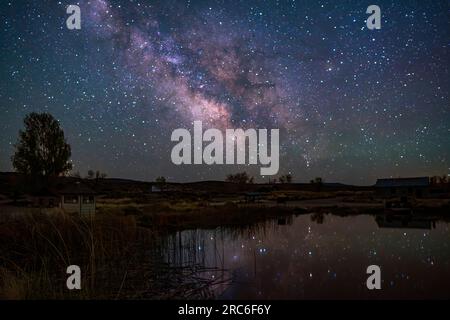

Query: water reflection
[375,214,437,230]
[161,213,450,299]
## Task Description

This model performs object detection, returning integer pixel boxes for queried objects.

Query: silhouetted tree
[286,174,292,183]
[430,176,438,185]
[87,170,95,179]
[279,174,293,184]
[226,172,254,184]
[85,170,107,180]
[94,170,108,183]
[310,177,323,192]
[155,176,166,184]
[12,113,72,178]
[431,175,448,185]
[155,176,167,191]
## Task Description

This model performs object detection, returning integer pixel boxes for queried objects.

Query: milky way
[0,0,449,184]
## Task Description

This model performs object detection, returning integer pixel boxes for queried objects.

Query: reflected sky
[166,213,450,299]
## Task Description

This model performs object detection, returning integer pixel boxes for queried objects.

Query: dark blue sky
[1,0,449,184]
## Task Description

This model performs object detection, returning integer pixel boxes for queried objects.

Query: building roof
[56,181,97,195]
[31,187,59,197]
[375,177,429,188]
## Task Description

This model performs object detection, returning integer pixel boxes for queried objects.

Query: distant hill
[0,172,370,196]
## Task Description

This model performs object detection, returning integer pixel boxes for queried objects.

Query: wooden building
[31,181,97,214]
[58,182,97,214]
[374,177,430,199]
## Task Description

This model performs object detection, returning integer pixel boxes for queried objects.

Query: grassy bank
[0,211,226,299]
[97,199,308,231]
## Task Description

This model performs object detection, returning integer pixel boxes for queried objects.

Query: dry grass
[0,211,145,299]
[0,209,233,299]
[267,190,336,200]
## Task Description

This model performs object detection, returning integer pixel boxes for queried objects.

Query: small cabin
[58,182,97,215]
[375,177,430,199]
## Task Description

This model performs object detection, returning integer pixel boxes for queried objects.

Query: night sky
[0,0,449,184]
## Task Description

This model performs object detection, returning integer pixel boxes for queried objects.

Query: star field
[0,0,449,184]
